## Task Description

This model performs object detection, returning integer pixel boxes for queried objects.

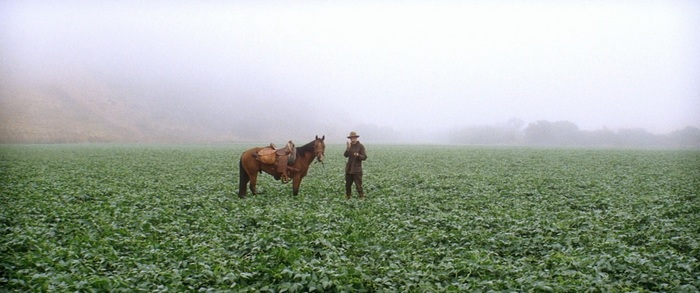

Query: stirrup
[281,174,291,184]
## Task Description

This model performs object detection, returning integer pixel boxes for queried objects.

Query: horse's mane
[296,140,316,157]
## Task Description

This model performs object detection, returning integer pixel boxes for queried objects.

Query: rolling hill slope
[0,73,238,143]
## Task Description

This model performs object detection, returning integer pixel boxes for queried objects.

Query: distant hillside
[0,74,238,143]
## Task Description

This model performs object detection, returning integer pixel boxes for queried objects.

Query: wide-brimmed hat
[347,131,360,138]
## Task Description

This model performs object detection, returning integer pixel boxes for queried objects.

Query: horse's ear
[321,135,325,141]
[316,135,319,140]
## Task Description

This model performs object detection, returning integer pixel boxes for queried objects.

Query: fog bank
[2,1,698,145]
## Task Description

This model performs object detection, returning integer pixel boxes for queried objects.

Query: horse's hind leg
[238,169,250,198]
[238,159,249,198]
[238,177,249,198]
[249,173,259,195]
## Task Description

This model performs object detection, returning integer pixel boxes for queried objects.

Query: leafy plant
[1,145,698,291]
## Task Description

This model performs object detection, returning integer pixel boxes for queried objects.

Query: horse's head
[314,135,325,163]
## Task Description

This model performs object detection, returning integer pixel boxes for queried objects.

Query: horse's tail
[238,157,249,197]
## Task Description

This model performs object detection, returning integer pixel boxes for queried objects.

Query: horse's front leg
[292,175,302,196]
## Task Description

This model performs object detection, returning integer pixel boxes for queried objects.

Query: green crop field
[1,144,699,292]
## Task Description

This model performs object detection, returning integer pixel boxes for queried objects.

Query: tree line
[449,119,700,148]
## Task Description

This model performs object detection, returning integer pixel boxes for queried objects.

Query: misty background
[1,1,699,147]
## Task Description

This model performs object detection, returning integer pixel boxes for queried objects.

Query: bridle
[313,136,325,164]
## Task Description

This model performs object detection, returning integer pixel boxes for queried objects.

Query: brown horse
[238,135,325,198]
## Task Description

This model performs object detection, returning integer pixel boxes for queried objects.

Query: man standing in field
[344,131,367,199]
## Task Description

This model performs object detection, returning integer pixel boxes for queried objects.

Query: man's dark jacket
[344,142,367,174]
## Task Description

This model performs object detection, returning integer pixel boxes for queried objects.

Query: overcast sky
[2,0,699,138]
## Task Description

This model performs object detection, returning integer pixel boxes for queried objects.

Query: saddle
[253,141,297,183]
